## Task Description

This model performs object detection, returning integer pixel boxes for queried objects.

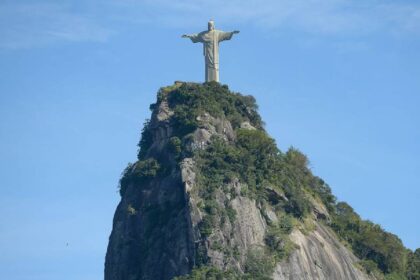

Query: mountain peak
[105,83,418,280]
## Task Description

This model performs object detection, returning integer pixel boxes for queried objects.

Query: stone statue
[182,20,239,82]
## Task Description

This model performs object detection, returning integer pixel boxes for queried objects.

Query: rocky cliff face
[105,82,377,280]
[275,223,372,280]
[105,85,194,280]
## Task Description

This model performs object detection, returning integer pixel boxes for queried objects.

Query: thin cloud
[0,2,113,49]
[119,0,420,35]
[1,0,419,49]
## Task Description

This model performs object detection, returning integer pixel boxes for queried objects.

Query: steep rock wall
[105,88,195,280]
[274,223,374,280]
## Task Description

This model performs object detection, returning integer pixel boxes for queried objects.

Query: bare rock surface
[274,223,374,280]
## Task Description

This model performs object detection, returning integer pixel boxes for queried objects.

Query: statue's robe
[188,30,235,82]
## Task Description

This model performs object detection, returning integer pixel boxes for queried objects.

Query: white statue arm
[181,33,202,43]
[218,30,239,42]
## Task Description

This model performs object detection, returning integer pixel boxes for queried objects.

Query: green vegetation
[197,197,237,239]
[331,202,412,279]
[406,249,420,280]
[137,119,153,159]
[125,82,418,280]
[173,266,240,280]
[198,214,215,238]
[244,248,276,280]
[281,148,318,217]
[165,82,263,137]
[359,259,380,275]
[264,215,297,261]
[175,247,277,280]
[169,136,182,157]
[138,83,314,221]
[119,158,161,196]
[132,158,160,179]
[195,132,312,218]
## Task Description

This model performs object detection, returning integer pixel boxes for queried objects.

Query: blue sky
[0,0,419,279]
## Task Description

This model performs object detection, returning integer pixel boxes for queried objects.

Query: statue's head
[208,20,215,31]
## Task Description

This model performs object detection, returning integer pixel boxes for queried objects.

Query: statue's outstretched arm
[181,34,201,43]
[218,30,240,42]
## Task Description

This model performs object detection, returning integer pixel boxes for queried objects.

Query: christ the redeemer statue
[182,20,239,82]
